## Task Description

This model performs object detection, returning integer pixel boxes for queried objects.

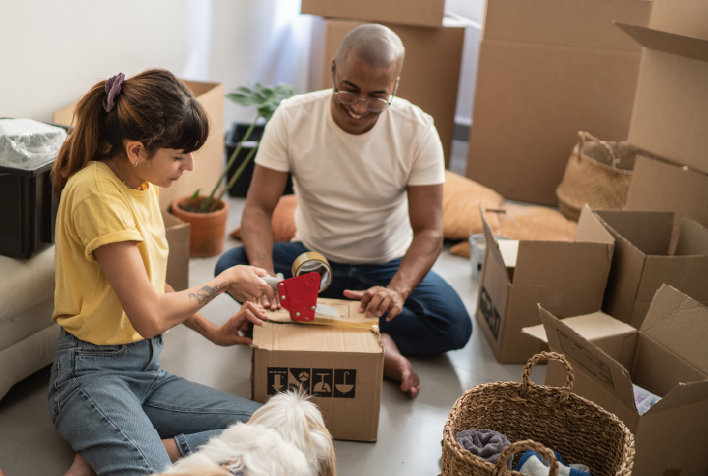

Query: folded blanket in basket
[516,449,591,476]
[454,429,512,470]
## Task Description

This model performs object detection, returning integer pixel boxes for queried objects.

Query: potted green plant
[170,82,300,257]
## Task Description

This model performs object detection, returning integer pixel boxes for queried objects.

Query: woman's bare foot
[381,333,420,398]
[64,452,96,476]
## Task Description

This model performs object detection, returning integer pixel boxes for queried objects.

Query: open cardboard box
[536,285,708,476]
[53,79,224,211]
[251,316,384,442]
[594,209,708,329]
[476,204,615,363]
[465,0,652,205]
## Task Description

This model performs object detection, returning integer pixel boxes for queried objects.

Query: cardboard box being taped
[594,209,708,329]
[476,204,615,364]
[251,319,384,441]
[52,79,224,211]
[538,285,708,476]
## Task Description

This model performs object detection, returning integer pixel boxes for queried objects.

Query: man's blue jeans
[48,328,261,475]
[215,242,472,355]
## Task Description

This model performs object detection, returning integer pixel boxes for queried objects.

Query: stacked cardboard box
[535,286,708,476]
[465,0,652,205]
[302,1,471,165]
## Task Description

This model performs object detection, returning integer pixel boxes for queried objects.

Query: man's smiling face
[330,53,399,135]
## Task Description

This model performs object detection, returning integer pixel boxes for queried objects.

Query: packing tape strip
[291,251,332,293]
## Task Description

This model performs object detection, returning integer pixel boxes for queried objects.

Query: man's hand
[343,286,408,321]
[210,302,269,346]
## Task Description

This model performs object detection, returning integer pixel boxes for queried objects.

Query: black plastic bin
[225,123,294,197]
[0,121,68,259]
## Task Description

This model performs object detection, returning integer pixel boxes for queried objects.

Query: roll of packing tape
[291,252,332,293]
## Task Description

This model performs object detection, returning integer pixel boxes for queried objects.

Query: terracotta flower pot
[170,195,229,258]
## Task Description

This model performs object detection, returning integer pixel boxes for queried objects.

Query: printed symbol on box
[311,369,333,397]
[557,329,614,389]
[267,367,288,395]
[288,367,311,394]
[479,286,501,340]
[333,369,356,398]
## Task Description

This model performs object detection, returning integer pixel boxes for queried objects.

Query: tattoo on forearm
[193,318,208,335]
[255,251,266,263]
[188,282,228,305]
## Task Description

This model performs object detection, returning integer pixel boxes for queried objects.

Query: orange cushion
[449,204,578,258]
[229,194,298,242]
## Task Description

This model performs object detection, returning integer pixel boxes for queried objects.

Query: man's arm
[240,164,289,306]
[344,184,443,319]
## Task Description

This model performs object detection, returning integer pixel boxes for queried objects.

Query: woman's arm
[94,241,269,339]
[167,284,267,346]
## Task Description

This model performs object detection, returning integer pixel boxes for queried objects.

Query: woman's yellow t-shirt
[53,161,168,345]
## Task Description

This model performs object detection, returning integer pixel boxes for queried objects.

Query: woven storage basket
[442,352,635,476]
[556,131,637,221]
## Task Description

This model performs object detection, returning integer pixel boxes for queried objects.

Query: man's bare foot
[381,333,420,398]
[64,452,96,476]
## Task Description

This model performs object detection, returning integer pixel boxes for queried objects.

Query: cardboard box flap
[538,305,637,412]
[480,206,510,284]
[649,0,708,42]
[514,241,612,286]
[253,322,383,354]
[633,285,708,395]
[595,210,673,256]
[574,205,615,246]
[615,22,708,63]
[642,380,708,417]
[675,216,708,257]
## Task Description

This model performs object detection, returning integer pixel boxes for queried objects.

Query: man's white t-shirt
[254,89,445,264]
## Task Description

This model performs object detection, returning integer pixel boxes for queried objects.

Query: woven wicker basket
[442,352,635,476]
[556,132,637,221]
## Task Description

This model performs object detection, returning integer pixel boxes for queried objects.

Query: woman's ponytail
[52,81,108,198]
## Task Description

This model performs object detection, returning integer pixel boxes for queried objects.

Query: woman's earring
[133,161,138,167]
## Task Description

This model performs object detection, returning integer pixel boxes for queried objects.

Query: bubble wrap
[0,118,67,171]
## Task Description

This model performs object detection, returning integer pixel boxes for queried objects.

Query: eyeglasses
[332,64,398,113]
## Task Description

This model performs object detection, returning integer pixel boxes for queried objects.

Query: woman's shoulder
[63,161,124,205]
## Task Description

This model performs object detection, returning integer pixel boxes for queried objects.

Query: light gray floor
[0,142,547,475]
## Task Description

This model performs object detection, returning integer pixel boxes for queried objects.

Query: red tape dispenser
[276,272,321,322]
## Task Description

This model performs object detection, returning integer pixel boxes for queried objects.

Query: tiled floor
[0,142,548,475]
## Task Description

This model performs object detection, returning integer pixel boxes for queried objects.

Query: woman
[49,69,274,476]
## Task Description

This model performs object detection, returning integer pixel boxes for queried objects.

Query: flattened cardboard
[308,18,465,165]
[617,22,708,175]
[541,286,708,476]
[476,204,614,363]
[466,0,651,205]
[251,320,384,441]
[596,210,708,329]
[625,155,708,244]
[301,0,445,28]
[264,298,379,330]
[52,80,224,210]
[162,210,190,292]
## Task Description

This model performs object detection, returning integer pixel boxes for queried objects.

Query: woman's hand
[219,265,275,306]
[210,302,268,346]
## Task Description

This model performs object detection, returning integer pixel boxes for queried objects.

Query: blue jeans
[48,328,261,476]
[215,242,472,355]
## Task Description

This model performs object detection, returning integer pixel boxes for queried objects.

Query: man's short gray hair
[334,24,405,75]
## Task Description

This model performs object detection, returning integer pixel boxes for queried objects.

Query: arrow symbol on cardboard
[272,373,283,392]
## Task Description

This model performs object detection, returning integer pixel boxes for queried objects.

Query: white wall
[0,0,312,130]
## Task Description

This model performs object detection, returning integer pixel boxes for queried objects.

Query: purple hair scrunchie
[102,72,125,113]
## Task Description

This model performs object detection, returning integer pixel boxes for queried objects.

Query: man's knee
[215,246,249,276]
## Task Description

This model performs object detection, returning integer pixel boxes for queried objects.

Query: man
[216,24,472,397]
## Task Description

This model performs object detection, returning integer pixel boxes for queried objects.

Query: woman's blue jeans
[48,328,261,475]
[215,242,473,355]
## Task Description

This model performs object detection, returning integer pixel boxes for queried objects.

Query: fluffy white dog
[156,390,336,476]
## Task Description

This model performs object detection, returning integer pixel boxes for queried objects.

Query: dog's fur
[156,390,336,476]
